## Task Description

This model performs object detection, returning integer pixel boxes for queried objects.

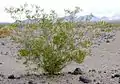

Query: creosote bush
[5,3,92,74]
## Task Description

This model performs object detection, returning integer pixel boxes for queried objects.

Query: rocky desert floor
[1,30,120,84]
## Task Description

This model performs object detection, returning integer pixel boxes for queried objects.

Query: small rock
[92,69,96,72]
[68,72,72,74]
[93,79,96,82]
[0,74,4,78]
[23,61,27,64]
[104,71,106,73]
[28,80,34,84]
[98,44,100,45]
[72,68,83,75]
[98,71,102,74]
[8,75,15,79]
[1,42,5,45]
[79,76,91,83]
[66,79,69,83]
[106,40,110,43]
[114,70,118,72]
[89,69,96,73]
[4,52,8,55]
[88,70,92,72]
[111,76,114,78]
[0,63,2,65]
[1,52,3,54]
[114,74,120,77]
[119,77,120,83]
[96,82,100,84]
[111,74,120,78]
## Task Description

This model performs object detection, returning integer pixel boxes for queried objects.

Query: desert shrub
[8,23,19,29]
[0,28,11,38]
[0,24,6,29]
[94,21,113,32]
[18,23,90,74]
[5,3,92,74]
[0,23,19,38]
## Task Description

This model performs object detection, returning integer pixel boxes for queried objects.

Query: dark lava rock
[104,33,115,40]
[93,79,96,82]
[28,80,34,84]
[104,71,106,73]
[1,42,5,45]
[96,82,100,84]
[89,69,96,73]
[106,40,110,43]
[68,72,72,74]
[98,71,102,74]
[119,77,120,83]
[111,74,120,78]
[8,75,15,79]
[0,74,4,77]
[79,76,91,83]
[114,74,120,77]
[72,68,83,75]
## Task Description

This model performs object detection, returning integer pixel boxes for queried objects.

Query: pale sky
[0,0,120,22]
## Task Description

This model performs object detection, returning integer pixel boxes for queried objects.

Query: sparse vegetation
[5,3,93,74]
[0,28,11,38]
[4,3,120,75]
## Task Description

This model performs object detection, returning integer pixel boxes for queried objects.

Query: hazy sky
[0,0,120,22]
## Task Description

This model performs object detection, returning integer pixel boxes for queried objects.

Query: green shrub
[17,24,90,74]
[6,3,92,74]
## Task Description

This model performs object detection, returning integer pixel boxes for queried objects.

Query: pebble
[72,68,83,75]
[1,42,5,45]
[8,74,15,79]
[111,74,120,78]
[28,80,34,84]
[79,76,91,83]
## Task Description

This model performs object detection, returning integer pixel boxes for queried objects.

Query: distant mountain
[63,14,100,22]
[100,16,109,21]
[90,16,100,22]
[109,15,120,21]
[12,14,120,24]
[14,18,40,24]
[63,16,78,22]
[80,14,120,22]
[0,22,10,25]
[22,19,40,24]
[101,15,120,23]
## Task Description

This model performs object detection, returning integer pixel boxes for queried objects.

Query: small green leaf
[19,49,30,56]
